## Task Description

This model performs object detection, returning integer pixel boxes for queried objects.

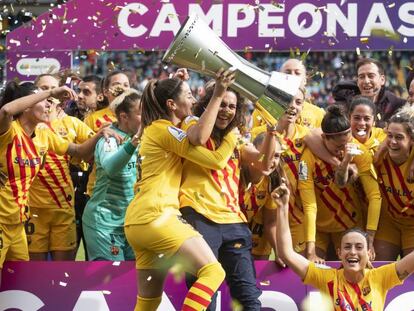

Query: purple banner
[1,261,413,310]
[5,0,414,52]
[6,50,72,82]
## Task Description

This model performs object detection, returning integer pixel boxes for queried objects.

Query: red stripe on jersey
[182,305,197,311]
[43,162,72,207]
[315,164,355,223]
[391,159,414,212]
[349,282,373,311]
[383,159,408,211]
[377,170,400,218]
[250,186,260,215]
[225,159,239,206]
[185,292,210,308]
[20,136,38,192]
[341,287,356,311]
[325,163,357,211]
[319,192,349,229]
[285,159,299,179]
[192,282,215,297]
[49,151,70,186]
[37,172,63,209]
[6,139,20,207]
[288,202,302,224]
[95,119,102,129]
[227,158,240,188]
[327,280,334,299]
[103,114,113,123]
[284,138,301,157]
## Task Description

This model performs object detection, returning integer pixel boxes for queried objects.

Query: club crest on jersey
[57,127,68,137]
[168,126,187,142]
[362,286,371,296]
[295,138,303,148]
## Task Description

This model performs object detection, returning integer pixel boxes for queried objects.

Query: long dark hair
[0,81,37,118]
[193,81,246,146]
[140,78,184,135]
[348,95,376,117]
[97,70,130,110]
[321,105,350,138]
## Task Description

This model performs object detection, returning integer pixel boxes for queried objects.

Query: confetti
[65,272,69,277]
[403,37,408,43]
[59,282,67,287]
[102,290,111,295]
[158,253,164,258]
[147,276,152,281]
[401,207,409,213]
[259,280,271,286]
[388,3,395,8]
[112,261,121,266]
[234,243,242,248]
[360,37,369,44]
[356,47,360,56]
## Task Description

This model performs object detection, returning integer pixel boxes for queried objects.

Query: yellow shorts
[125,213,200,269]
[27,207,77,253]
[249,220,271,257]
[315,231,343,253]
[291,223,306,254]
[0,223,29,269]
[376,209,414,250]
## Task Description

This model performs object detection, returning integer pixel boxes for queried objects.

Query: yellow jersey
[304,262,402,311]
[251,100,324,129]
[356,127,387,156]
[0,120,69,224]
[28,116,94,209]
[125,119,237,226]
[84,107,117,196]
[297,101,325,129]
[241,176,276,226]
[377,154,414,225]
[298,142,381,242]
[179,119,247,224]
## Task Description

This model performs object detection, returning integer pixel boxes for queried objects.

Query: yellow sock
[135,295,162,311]
[182,262,225,311]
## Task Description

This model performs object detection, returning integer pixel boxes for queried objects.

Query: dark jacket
[332,80,405,128]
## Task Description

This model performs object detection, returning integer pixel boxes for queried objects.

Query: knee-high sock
[182,262,225,311]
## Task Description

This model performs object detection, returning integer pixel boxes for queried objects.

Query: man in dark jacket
[332,58,405,128]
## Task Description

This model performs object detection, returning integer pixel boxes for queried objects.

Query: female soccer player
[124,72,237,311]
[179,75,279,310]
[275,179,413,311]
[27,74,98,261]
[0,81,112,285]
[374,105,414,260]
[83,89,141,261]
[298,105,381,263]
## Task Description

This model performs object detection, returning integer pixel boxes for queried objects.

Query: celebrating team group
[1,56,414,311]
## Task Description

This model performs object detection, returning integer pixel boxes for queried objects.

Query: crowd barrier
[1,261,413,310]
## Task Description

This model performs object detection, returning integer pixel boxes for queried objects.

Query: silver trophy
[162,15,302,125]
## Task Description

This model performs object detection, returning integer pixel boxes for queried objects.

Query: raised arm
[0,86,77,135]
[303,128,341,167]
[396,250,414,281]
[274,181,309,279]
[97,134,139,175]
[187,69,236,146]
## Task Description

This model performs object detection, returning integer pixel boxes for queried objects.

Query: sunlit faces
[386,122,414,164]
[36,75,59,91]
[104,73,130,103]
[215,91,238,130]
[350,104,375,144]
[170,82,196,121]
[357,63,385,101]
[77,81,98,112]
[323,131,352,158]
[280,59,307,89]
[337,232,370,273]
[283,91,305,124]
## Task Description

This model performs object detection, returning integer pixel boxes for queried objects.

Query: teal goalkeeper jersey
[82,124,138,232]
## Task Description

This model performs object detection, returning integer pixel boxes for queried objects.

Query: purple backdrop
[5,0,414,52]
[1,261,413,310]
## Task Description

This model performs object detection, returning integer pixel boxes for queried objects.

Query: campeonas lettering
[168,126,187,142]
